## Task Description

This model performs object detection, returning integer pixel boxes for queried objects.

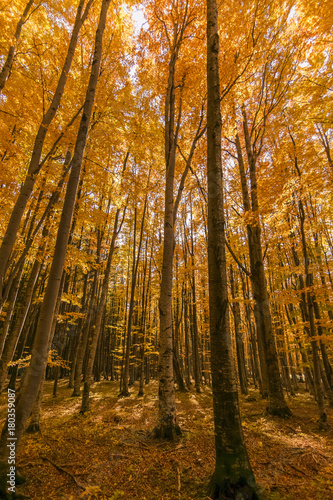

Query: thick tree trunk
[236,122,291,416]
[206,1,257,497]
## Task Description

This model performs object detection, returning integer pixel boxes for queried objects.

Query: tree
[0,0,38,93]
[0,1,111,495]
[206,0,257,497]
[0,0,94,306]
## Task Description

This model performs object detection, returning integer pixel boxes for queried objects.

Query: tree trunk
[0,255,41,392]
[0,0,93,304]
[0,2,110,492]
[236,124,291,416]
[206,1,257,496]
[154,40,180,438]
[230,265,248,395]
[298,200,327,428]
[0,0,35,93]
[81,208,121,412]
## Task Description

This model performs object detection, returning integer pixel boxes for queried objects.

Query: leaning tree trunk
[0,0,36,93]
[0,252,41,392]
[0,0,93,305]
[206,0,257,497]
[0,2,111,495]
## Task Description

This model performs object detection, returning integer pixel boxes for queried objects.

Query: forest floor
[0,380,333,500]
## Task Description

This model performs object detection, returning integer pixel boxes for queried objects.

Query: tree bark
[0,0,36,93]
[0,0,93,303]
[81,208,121,412]
[206,0,257,496]
[0,2,111,493]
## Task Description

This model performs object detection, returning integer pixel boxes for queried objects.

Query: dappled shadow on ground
[0,380,332,499]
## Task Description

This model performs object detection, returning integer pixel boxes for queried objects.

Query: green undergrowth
[0,380,333,499]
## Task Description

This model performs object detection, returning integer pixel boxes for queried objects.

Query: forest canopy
[0,0,333,499]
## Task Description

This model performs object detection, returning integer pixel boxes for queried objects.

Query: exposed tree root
[152,421,181,440]
[266,405,292,418]
[208,475,259,500]
[26,423,40,433]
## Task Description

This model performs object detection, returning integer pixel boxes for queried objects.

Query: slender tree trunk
[154,39,181,437]
[230,265,248,395]
[72,245,100,396]
[0,264,24,356]
[0,3,110,493]
[298,200,327,428]
[120,209,138,396]
[0,0,93,303]
[236,124,291,416]
[0,255,41,392]
[0,0,35,93]
[1,148,73,307]
[81,208,121,412]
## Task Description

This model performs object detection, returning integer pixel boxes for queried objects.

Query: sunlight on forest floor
[0,381,333,499]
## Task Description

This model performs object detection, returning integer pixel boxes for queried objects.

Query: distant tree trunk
[138,239,151,397]
[81,208,121,412]
[0,2,111,491]
[121,193,147,396]
[189,202,202,393]
[183,282,192,389]
[0,264,24,356]
[240,270,261,390]
[230,264,248,395]
[121,210,137,396]
[206,0,257,497]
[0,251,41,392]
[73,239,101,396]
[298,199,327,428]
